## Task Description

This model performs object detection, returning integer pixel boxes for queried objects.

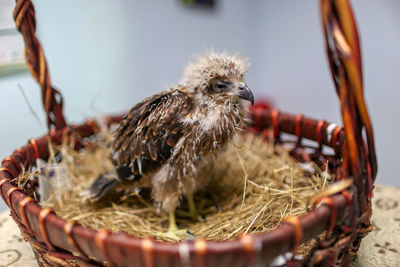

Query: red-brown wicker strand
[252,106,264,130]
[141,237,155,267]
[331,126,343,155]
[320,197,338,234]
[342,190,353,218]
[327,0,375,220]
[240,234,257,267]
[321,0,377,181]
[295,113,303,140]
[28,139,40,159]
[194,239,207,267]
[271,108,280,140]
[315,120,326,150]
[2,157,22,173]
[0,164,18,178]
[283,216,303,257]
[38,208,56,250]
[19,196,35,234]
[0,178,8,187]
[13,0,67,130]
[337,1,377,181]
[0,178,9,205]
[7,187,23,215]
[63,221,89,260]
[0,167,13,178]
[85,120,98,134]
[94,229,116,267]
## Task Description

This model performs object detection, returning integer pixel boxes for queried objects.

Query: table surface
[0,184,398,267]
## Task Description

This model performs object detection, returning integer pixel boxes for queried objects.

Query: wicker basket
[0,0,377,266]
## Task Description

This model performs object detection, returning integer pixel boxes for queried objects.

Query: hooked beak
[237,84,254,106]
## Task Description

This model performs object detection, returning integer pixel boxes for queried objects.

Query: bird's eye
[213,81,229,92]
[216,82,227,89]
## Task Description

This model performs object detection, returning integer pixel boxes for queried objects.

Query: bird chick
[84,52,254,239]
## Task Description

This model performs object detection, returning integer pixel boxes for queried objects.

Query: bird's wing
[112,88,192,177]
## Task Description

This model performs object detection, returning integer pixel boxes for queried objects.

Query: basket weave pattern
[0,0,377,266]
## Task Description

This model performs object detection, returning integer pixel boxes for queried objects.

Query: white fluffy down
[180,52,249,93]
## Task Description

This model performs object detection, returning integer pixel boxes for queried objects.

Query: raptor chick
[85,52,254,238]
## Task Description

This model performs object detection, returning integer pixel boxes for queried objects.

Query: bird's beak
[237,84,254,106]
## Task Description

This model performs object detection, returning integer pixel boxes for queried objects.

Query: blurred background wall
[0,0,399,211]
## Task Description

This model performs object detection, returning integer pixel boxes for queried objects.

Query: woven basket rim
[0,110,351,264]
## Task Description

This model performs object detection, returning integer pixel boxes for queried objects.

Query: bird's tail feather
[80,173,119,201]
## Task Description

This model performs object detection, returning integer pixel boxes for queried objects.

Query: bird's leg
[187,192,213,220]
[156,210,194,241]
[176,193,216,220]
[175,192,201,220]
[187,192,197,219]
[168,209,179,232]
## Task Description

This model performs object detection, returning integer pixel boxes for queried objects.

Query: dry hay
[19,127,330,255]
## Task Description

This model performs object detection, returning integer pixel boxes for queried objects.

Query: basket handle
[13,0,67,131]
[320,0,377,193]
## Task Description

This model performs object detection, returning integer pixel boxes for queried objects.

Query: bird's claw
[156,229,195,242]
[177,205,217,221]
[176,210,205,222]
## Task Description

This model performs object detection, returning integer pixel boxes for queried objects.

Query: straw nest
[17,126,330,255]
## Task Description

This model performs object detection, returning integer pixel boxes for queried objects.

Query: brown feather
[112,89,193,178]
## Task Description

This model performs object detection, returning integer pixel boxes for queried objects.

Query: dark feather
[82,174,119,201]
[112,88,193,178]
